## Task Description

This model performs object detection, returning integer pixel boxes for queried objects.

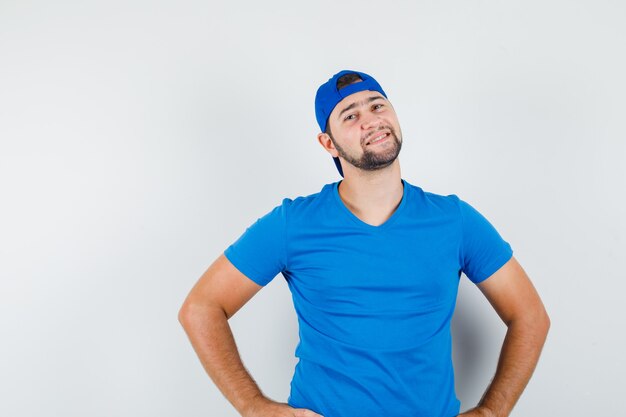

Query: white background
[1,1,624,416]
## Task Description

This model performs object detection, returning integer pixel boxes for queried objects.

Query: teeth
[369,133,387,144]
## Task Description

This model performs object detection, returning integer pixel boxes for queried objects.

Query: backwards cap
[315,70,388,177]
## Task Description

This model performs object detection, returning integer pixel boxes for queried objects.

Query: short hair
[335,73,363,90]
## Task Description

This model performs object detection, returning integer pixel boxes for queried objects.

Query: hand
[458,406,496,417]
[242,396,324,417]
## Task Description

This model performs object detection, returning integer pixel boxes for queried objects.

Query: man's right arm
[178,253,322,417]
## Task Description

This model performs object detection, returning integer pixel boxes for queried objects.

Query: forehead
[329,90,387,118]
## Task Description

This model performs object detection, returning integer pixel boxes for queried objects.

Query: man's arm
[178,253,323,417]
[459,256,550,417]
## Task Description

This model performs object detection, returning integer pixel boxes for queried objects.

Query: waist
[288,358,460,417]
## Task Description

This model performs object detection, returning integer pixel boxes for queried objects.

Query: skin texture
[319,90,403,173]
[179,85,550,417]
[324,92,403,172]
[178,253,324,417]
[317,89,406,227]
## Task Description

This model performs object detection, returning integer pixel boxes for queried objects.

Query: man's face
[325,89,403,173]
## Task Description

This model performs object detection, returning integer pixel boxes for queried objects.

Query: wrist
[461,405,497,417]
[475,405,497,417]
[240,394,272,417]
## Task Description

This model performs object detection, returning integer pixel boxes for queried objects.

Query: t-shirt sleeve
[223,198,290,286]
[455,197,514,284]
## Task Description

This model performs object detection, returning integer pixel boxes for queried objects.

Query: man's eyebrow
[337,95,386,120]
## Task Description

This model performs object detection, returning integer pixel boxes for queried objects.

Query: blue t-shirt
[224,178,513,417]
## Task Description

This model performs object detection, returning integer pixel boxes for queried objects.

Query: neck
[337,160,403,224]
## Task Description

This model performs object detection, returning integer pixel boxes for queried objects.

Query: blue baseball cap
[315,70,388,177]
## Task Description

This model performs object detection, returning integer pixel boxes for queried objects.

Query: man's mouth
[366,131,390,146]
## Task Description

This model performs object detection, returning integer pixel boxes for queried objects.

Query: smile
[366,132,389,146]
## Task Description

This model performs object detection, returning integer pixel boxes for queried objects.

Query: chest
[285,221,462,312]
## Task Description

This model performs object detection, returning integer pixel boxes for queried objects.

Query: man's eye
[344,114,356,121]
[373,104,384,110]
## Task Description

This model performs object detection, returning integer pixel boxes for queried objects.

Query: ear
[317,132,339,157]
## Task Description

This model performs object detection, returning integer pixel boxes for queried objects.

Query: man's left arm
[459,256,550,417]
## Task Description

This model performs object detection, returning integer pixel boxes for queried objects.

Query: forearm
[472,316,550,417]
[179,305,266,416]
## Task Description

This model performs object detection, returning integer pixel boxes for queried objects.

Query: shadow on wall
[451,283,504,410]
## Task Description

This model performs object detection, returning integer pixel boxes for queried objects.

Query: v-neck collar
[333,178,408,232]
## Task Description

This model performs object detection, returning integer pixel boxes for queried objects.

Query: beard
[330,126,403,172]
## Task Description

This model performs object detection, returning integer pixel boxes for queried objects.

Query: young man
[178,70,550,417]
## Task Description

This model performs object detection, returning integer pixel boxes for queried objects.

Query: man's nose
[361,113,382,130]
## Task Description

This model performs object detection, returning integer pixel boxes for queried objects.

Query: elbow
[536,310,551,350]
[509,304,551,340]
[527,305,551,341]
[178,302,192,328]
[178,300,226,329]
[177,299,200,328]
[536,298,551,334]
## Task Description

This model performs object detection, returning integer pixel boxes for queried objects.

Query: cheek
[338,128,361,144]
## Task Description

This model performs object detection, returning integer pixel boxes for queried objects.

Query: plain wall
[1,0,624,416]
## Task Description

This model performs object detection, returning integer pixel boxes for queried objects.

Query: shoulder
[403,179,464,216]
[277,181,336,215]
